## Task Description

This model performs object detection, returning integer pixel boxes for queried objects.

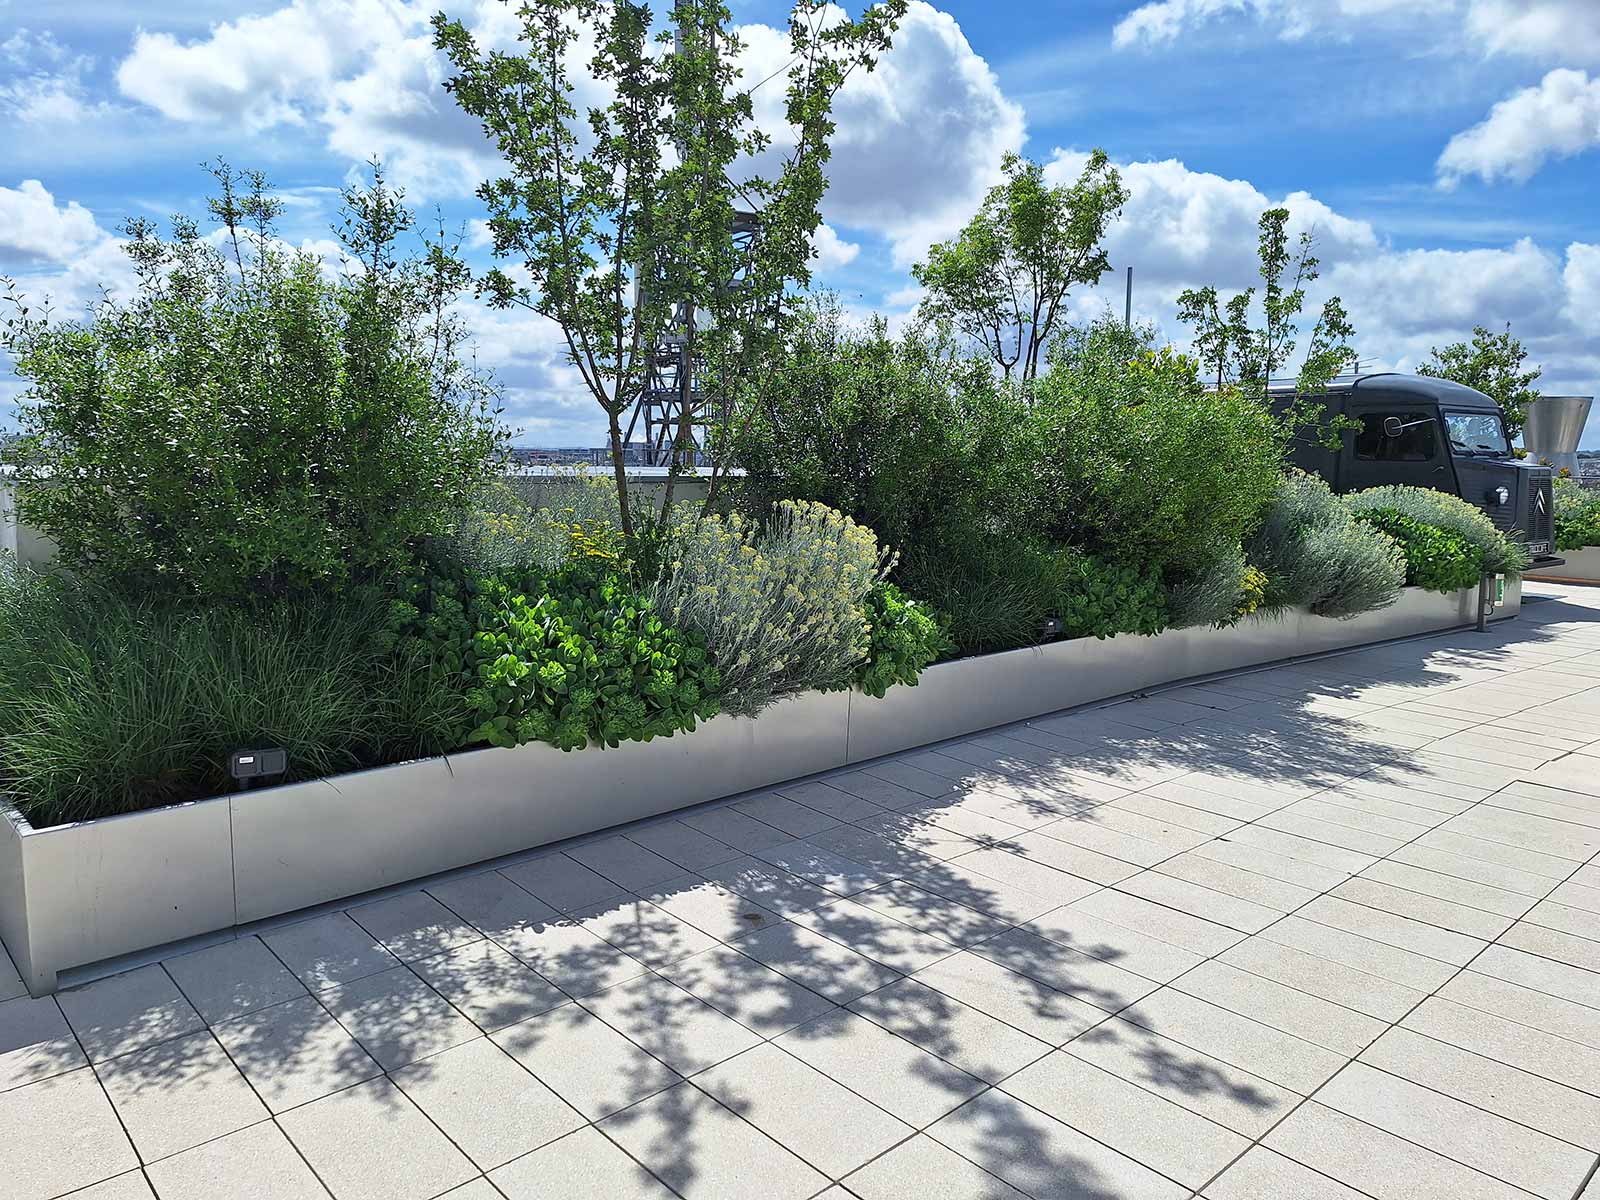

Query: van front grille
[1527,476,1554,544]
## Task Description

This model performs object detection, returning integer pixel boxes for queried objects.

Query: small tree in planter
[433,0,907,537]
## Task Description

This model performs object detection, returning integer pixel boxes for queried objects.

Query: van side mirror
[1382,416,1405,438]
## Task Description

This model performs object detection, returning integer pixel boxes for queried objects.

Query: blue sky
[3,0,1598,445]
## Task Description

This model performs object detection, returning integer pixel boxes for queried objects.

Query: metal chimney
[1523,395,1593,476]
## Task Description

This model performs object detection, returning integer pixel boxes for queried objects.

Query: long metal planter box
[0,582,1518,996]
[1526,547,1600,585]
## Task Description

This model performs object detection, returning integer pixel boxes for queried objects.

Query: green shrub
[0,558,449,826]
[1168,543,1252,630]
[1055,550,1168,640]
[1352,509,1484,593]
[0,165,506,602]
[1343,485,1530,575]
[1247,472,1405,618]
[854,582,952,698]
[652,500,887,717]
[732,299,1034,567]
[1030,335,1282,579]
[1554,478,1600,551]
[385,560,720,752]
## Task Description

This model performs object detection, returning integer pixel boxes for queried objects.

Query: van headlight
[1491,486,1510,505]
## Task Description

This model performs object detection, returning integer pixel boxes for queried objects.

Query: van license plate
[1526,541,1550,555]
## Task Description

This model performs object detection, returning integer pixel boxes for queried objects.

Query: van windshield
[1443,410,1510,456]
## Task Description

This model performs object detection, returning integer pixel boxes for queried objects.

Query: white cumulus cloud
[0,179,108,264]
[1437,68,1600,186]
[812,224,861,271]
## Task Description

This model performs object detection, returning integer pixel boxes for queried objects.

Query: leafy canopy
[435,0,907,537]
[1418,323,1542,438]
[913,151,1129,385]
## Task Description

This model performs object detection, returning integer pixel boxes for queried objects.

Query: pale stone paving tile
[1470,942,1600,1008]
[999,1049,1249,1190]
[926,1088,1189,1200]
[822,770,935,810]
[1405,828,1576,883]
[1295,893,1489,964]
[733,791,843,837]
[842,879,1014,946]
[1436,970,1600,1048]
[1265,1101,1535,1200]
[636,874,785,942]
[1171,958,1388,1056]
[650,944,838,1038]
[346,890,481,962]
[852,809,987,859]
[0,1067,139,1200]
[56,965,205,1061]
[1153,848,1322,912]
[210,994,382,1113]
[1401,995,1600,1096]
[143,1120,330,1199]
[577,971,764,1074]
[693,1042,913,1176]
[788,896,962,975]
[260,913,402,993]
[1388,843,1558,898]
[499,852,629,912]
[1548,877,1600,913]
[1201,1145,1372,1199]
[1104,791,1243,836]
[911,950,1106,1046]
[621,818,743,871]
[1022,904,1205,983]
[277,1076,476,1200]
[1523,899,1600,940]
[1356,857,1536,918]
[1257,914,1461,992]
[777,1006,985,1126]
[943,842,1110,904]
[492,1002,680,1120]
[775,778,887,823]
[1193,837,1354,891]
[0,994,87,1091]
[1316,1061,1593,1198]
[1211,823,1375,877]
[1118,984,1347,1094]
[1499,921,1600,973]
[1256,809,1409,857]
[71,1172,159,1198]
[1284,795,1438,841]
[599,1081,831,1200]
[390,1037,584,1170]
[408,939,567,1032]
[489,1126,676,1199]
[576,894,723,967]
[805,823,949,878]
[1444,807,1600,862]
[491,915,652,999]
[1065,887,1245,956]
[733,921,902,1004]
[315,964,478,1071]
[162,937,309,1024]
[426,869,562,937]
[1359,1026,1600,1152]
[563,835,687,892]
[697,854,839,916]
[969,926,1160,1014]
[751,839,892,896]
[1115,869,1283,934]
[95,1029,268,1163]
[679,803,799,851]
[1216,935,1427,1022]
[842,1133,1031,1200]
[847,975,1051,1084]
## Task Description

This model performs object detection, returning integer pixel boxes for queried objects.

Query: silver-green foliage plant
[440,470,632,575]
[1168,543,1251,630]
[1342,485,1530,575]
[1247,472,1405,619]
[653,500,889,716]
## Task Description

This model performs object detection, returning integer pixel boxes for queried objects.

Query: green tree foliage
[733,298,1030,557]
[1030,326,1284,580]
[434,0,907,536]
[913,151,1129,385]
[1177,207,1357,397]
[0,164,506,602]
[1351,509,1484,593]
[1417,323,1542,438]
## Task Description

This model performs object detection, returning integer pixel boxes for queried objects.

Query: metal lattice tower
[625,210,759,467]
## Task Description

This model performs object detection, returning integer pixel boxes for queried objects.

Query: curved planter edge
[1526,546,1600,585]
[0,581,1518,996]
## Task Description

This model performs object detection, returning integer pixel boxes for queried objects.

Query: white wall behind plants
[0,483,56,568]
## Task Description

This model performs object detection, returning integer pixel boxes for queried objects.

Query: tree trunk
[606,407,635,542]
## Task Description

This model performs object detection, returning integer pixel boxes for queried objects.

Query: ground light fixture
[230,748,288,790]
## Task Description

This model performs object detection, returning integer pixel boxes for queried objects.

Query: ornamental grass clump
[654,500,890,717]
[1343,485,1529,575]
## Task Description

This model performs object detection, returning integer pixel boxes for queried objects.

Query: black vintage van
[1277,372,1558,565]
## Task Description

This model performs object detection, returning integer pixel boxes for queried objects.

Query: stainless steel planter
[0,584,1517,996]
[1526,547,1600,585]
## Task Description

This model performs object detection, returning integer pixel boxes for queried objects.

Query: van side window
[1354,412,1437,462]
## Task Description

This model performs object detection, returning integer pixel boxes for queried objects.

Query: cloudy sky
[3,0,1597,445]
